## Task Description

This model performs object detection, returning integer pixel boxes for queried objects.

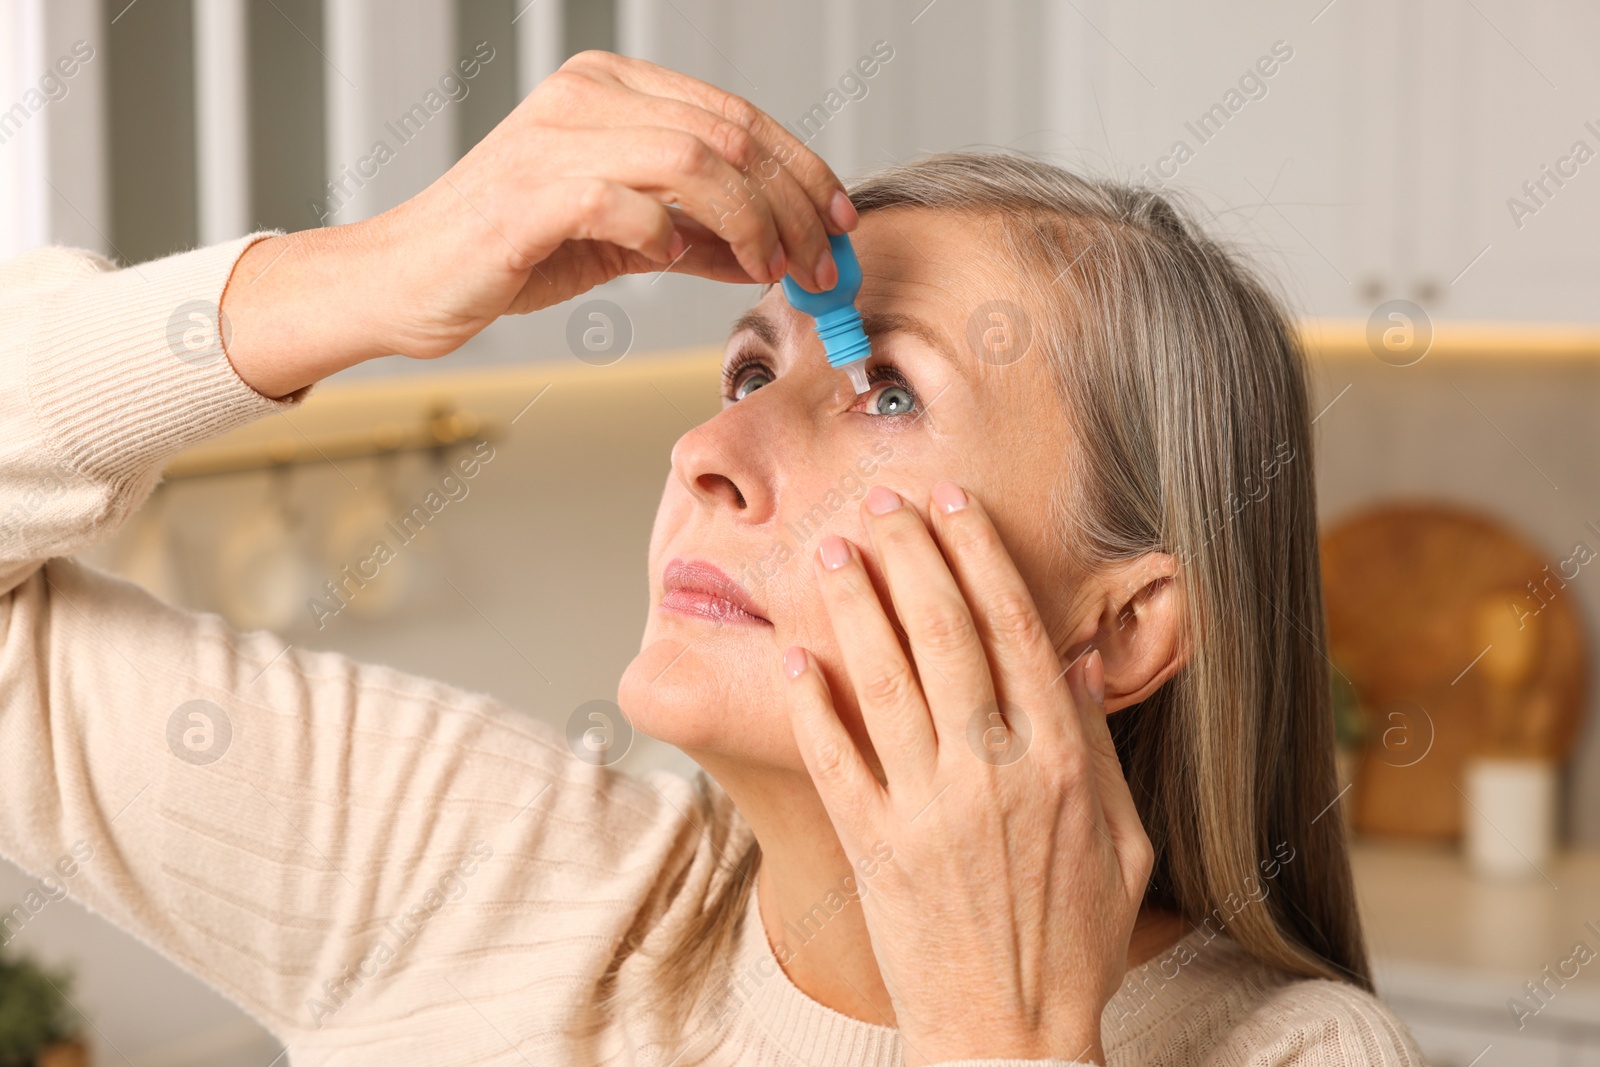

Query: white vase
[1463,757,1558,880]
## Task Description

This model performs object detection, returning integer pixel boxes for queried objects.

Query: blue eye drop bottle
[780,232,872,395]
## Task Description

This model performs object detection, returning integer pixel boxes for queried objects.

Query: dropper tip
[843,361,870,396]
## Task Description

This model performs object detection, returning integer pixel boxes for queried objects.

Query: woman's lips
[660,558,771,626]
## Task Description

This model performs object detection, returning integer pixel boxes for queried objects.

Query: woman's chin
[618,634,784,761]
[619,636,729,749]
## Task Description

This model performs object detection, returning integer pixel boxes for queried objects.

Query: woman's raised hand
[782,481,1155,1066]
[222,51,855,397]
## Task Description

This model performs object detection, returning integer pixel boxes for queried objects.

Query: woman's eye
[731,368,773,400]
[868,381,917,417]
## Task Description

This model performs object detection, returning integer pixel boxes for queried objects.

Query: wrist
[220,221,395,398]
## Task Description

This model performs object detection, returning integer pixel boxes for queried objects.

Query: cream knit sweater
[0,237,1424,1067]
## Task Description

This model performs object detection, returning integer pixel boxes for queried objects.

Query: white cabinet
[11,0,1600,340]
[1045,0,1600,323]
[1407,0,1600,321]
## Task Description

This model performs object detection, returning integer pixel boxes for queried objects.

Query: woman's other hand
[782,481,1155,1066]
[223,51,857,397]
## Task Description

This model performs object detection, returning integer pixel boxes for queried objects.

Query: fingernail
[784,645,808,680]
[819,535,852,570]
[815,248,838,291]
[767,244,786,282]
[830,190,859,231]
[931,481,967,514]
[1086,649,1105,704]
[865,485,900,515]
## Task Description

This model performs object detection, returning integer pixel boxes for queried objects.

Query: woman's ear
[1068,553,1188,713]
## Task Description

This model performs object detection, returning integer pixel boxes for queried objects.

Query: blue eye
[870,381,917,416]
[721,351,774,403]
[733,369,773,400]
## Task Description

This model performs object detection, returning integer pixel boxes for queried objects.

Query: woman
[0,52,1419,1066]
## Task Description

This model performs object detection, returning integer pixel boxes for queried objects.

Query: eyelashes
[720,348,768,401]
[866,364,917,404]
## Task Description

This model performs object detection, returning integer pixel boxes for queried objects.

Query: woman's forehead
[743,212,1019,322]
[851,209,1003,284]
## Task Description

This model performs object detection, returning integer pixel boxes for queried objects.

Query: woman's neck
[714,762,1188,1030]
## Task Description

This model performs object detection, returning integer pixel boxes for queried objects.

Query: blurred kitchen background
[2,0,1599,1065]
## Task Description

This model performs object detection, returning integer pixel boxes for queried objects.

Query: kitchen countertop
[1350,839,1600,1034]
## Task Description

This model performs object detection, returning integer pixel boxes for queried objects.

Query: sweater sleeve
[0,241,705,1044]
[0,236,295,593]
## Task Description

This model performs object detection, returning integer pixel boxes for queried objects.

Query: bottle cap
[780,232,872,394]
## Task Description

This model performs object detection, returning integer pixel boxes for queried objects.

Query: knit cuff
[25,232,298,489]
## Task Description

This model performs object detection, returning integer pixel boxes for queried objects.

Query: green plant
[0,949,79,1067]
[1330,665,1367,751]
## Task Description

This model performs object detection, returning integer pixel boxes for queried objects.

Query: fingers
[452,174,669,278]
[548,52,852,291]
[500,191,755,315]
[566,52,852,229]
[534,76,844,292]
[812,533,939,787]
[644,211,763,282]
[783,645,885,844]
[924,482,1079,752]
[514,126,796,287]
[548,177,682,261]
[567,209,769,288]
[856,485,997,751]
[1077,649,1154,885]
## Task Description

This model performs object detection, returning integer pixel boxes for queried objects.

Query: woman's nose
[668,406,776,523]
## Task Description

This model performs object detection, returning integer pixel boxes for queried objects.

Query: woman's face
[618,208,1080,773]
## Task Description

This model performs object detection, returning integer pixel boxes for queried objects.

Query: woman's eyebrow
[859,310,961,368]
[729,308,781,347]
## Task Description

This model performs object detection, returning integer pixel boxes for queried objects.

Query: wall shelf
[163,324,1600,480]
[1301,320,1600,363]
